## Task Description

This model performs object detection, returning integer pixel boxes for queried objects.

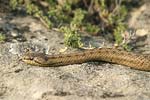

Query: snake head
[21,53,49,66]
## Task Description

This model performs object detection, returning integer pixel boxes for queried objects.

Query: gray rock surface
[0,2,150,100]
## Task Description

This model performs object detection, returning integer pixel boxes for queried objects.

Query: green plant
[0,33,6,42]
[114,23,125,45]
[9,0,18,9]
[122,43,132,51]
[9,0,23,10]
[10,0,52,28]
[60,24,83,48]
[85,23,100,35]
[99,1,128,48]
[8,0,132,49]
[71,9,86,27]
[47,6,70,26]
[26,2,52,28]
[60,9,86,48]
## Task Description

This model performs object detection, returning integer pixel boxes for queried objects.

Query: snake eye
[29,57,34,60]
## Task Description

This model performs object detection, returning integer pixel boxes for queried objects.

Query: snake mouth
[22,58,64,67]
[21,57,50,67]
[22,59,44,66]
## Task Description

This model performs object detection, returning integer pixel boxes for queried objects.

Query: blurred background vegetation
[8,0,142,49]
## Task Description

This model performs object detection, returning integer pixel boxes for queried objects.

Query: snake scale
[21,48,150,71]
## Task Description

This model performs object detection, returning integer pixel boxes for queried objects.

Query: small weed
[59,8,86,48]
[9,0,18,10]
[85,23,100,35]
[60,24,83,48]
[26,2,52,28]
[10,0,52,28]
[71,9,86,27]
[122,43,132,51]
[114,23,126,45]
[0,33,6,42]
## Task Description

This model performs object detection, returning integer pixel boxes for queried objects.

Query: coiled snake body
[22,48,150,71]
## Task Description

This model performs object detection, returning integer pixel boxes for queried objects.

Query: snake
[21,48,150,71]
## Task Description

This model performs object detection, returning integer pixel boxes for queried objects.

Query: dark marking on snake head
[58,55,63,58]
[66,55,71,57]
[72,54,80,57]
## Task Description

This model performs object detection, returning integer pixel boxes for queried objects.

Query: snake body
[22,48,150,71]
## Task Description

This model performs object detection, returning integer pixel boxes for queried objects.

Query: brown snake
[21,48,150,71]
